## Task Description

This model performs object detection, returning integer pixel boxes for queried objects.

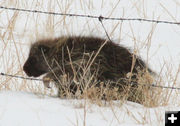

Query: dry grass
[0,0,176,105]
[0,0,179,125]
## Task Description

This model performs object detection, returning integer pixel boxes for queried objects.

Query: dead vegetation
[0,0,179,110]
[51,63,158,107]
[0,1,180,126]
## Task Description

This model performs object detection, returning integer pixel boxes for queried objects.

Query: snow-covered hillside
[0,91,174,126]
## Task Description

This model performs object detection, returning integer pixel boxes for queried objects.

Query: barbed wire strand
[0,6,180,25]
[0,6,180,90]
[1,72,180,90]
[0,72,42,81]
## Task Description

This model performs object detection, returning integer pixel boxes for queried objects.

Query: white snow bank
[0,91,178,126]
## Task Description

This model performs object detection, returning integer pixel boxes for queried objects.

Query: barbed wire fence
[1,6,180,25]
[0,6,180,90]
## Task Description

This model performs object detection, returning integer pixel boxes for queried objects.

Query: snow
[0,0,180,125]
[0,91,171,126]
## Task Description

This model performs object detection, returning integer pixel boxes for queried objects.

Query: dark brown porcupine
[23,36,154,102]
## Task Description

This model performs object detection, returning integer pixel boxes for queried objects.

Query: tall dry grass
[0,0,178,106]
[0,0,179,125]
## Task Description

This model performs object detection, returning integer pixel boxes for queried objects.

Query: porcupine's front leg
[43,65,77,98]
[42,68,63,88]
[42,74,53,88]
[42,65,74,88]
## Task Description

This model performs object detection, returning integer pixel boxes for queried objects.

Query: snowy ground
[0,0,180,126]
[0,91,174,126]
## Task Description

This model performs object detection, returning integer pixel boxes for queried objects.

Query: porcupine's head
[23,39,56,77]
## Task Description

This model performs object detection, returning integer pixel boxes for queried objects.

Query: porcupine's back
[57,36,151,81]
[24,36,152,81]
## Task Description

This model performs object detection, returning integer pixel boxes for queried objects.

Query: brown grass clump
[55,67,157,107]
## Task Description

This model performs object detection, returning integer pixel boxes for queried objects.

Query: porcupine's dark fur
[23,36,154,101]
